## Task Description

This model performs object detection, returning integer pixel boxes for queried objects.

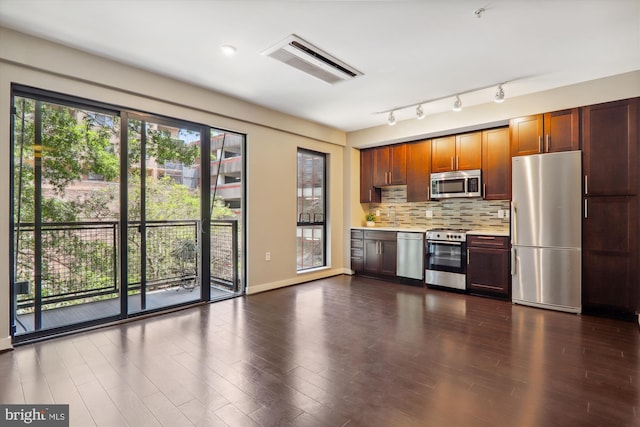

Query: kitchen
[351,98,639,321]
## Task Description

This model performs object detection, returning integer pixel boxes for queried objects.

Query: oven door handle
[427,240,463,247]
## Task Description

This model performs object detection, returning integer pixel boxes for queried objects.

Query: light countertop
[351,226,510,237]
[351,226,427,233]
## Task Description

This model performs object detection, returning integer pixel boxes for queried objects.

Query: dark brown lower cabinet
[363,230,397,276]
[466,235,510,299]
[583,196,638,317]
[350,229,364,272]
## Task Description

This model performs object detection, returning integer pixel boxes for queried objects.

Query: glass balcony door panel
[210,130,244,298]
[127,119,202,314]
[12,96,121,336]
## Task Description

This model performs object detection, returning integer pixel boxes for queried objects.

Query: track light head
[416,104,425,120]
[494,84,505,103]
[452,96,462,112]
[388,111,396,126]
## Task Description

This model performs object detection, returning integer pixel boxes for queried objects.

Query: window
[297,149,326,271]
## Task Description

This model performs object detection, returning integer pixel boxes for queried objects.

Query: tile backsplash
[366,186,510,231]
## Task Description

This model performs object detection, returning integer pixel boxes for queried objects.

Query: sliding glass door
[126,117,204,314]
[10,87,245,342]
[12,96,122,335]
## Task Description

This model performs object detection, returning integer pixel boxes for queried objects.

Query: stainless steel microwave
[430,169,482,199]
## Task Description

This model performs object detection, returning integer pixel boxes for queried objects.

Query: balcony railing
[14,219,238,312]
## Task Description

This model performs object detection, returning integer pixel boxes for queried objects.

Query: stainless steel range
[425,228,468,290]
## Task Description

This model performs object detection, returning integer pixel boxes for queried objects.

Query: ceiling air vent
[261,34,363,84]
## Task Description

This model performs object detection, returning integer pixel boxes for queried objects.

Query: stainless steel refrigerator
[511,151,582,313]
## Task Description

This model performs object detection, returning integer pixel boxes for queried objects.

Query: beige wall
[0,27,347,350]
[347,70,640,149]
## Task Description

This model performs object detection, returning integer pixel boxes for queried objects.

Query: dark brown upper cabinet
[406,139,431,202]
[431,132,481,173]
[360,149,381,203]
[583,98,638,197]
[482,127,511,200]
[510,108,580,157]
[372,144,407,187]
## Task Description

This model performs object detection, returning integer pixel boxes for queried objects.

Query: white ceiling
[1,0,639,132]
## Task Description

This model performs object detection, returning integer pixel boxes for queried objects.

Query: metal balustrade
[14,220,238,312]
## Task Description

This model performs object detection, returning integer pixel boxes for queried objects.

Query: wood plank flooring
[1,274,639,426]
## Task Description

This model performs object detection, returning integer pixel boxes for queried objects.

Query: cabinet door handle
[584,199,588,219]
[389,171,392,184]
[451,157,454,170]
[369,189,372,202]
[483,184,486,199]
[546,134,550,152]
[476,236,496,240]
[456,156,459,170]
[467,249,470,265]
[538,135,543,153]
[584,176,588,195]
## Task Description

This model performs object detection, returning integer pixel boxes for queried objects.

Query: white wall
[0,27,347,350]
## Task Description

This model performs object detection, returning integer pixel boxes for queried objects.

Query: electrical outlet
[426,210,433,218]
[375,210,380,216]
[498,209,504,219]
[505,209,510,219]
[265,252,271,261]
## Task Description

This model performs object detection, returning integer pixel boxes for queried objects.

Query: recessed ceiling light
[220,45,237,56]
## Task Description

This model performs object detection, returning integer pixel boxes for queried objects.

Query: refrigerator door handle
[511,201,517,245]
[511,248,516,276]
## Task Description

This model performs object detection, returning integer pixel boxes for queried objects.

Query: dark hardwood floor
[1,274,639,426]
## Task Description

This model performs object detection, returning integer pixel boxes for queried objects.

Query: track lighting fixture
[494,84,505,103]
[452,96,462,112]
[376,80,513,125]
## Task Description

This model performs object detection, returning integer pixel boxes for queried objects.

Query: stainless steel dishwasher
[396,232,424,280]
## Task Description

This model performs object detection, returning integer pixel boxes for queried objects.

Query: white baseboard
[0,336,13,352]
[247,268,346,295]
